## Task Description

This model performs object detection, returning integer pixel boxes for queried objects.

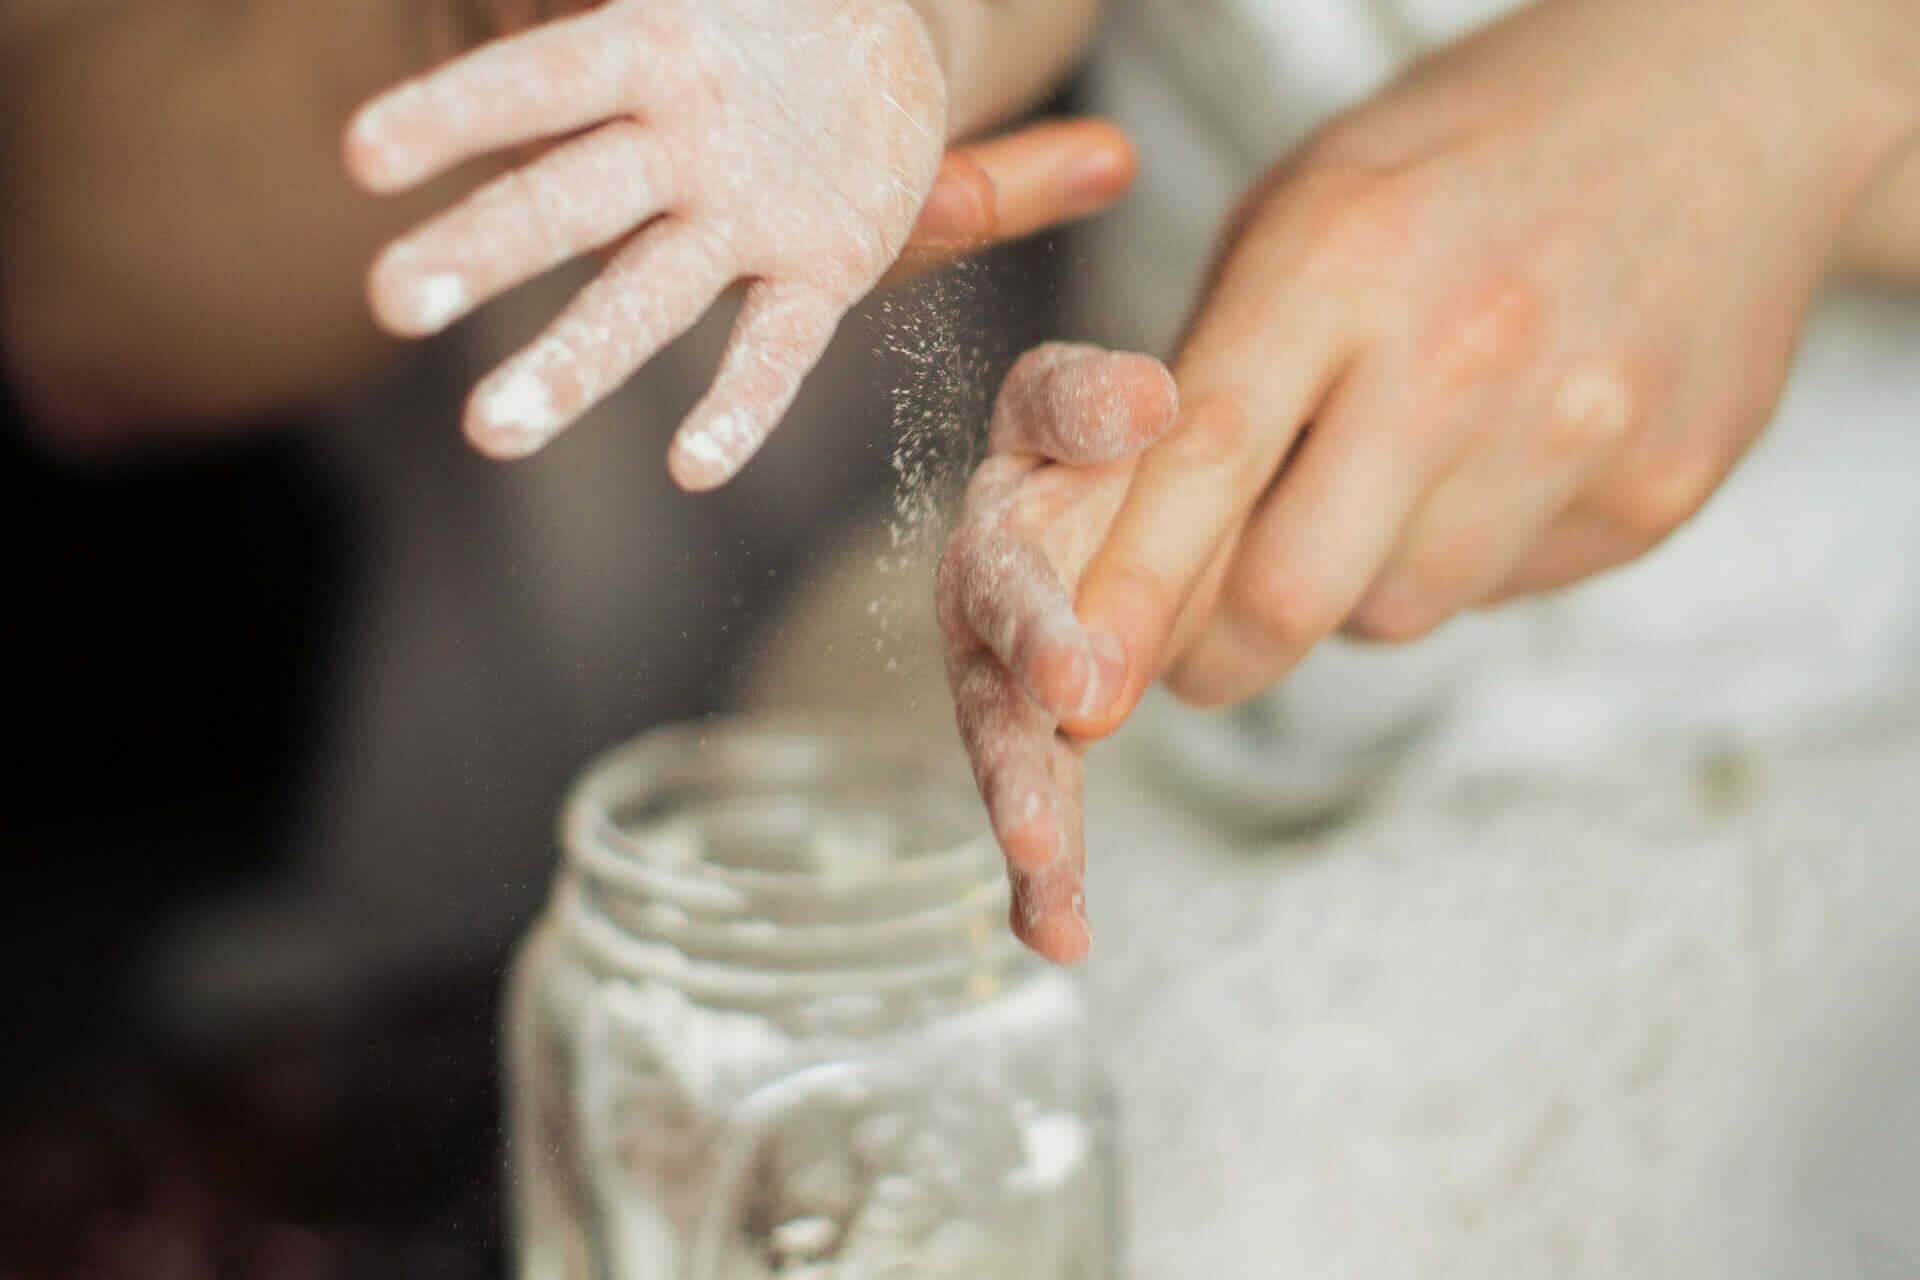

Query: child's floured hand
[938,343,1176,963]
[346,0,947,488]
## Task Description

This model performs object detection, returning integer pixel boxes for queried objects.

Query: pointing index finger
[1066,280,1351,736]
[346,8,645,193]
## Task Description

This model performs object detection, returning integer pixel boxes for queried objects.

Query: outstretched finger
[1165,369,1436,705]
[465,221,733,458]
[1068,268,1353,737]
[668,284,846,489]
[346,8,643,193]
[369,121,677,337]
[882,118,1137,286]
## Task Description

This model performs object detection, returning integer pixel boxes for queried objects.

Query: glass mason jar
[504,715,1119,1280]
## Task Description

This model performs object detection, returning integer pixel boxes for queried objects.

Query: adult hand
[938,343,1177,963]
[1062,0,1920,724]
[942,0,1919,960]
[345,0,1131,489]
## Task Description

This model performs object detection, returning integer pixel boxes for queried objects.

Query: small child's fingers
[347,8,639,193]
[940,507,1114,722]
[988,344,1178,465]
[667,285,844,490]
[951,656,1065,879]
[464,222,733,458]
[370,122,677,337]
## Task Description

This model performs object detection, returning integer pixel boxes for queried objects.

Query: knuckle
[1346,587,1444,644]
[606,121,669,201]
[1290,166,1422,271]
[1419,273,1546,392]
[1544,359,1641,458]
[1225,561,1335,657]
[1218,161,1419,294]
[951,664,1009,745]
[1602,450,1724,541]
[1165,389,1255,472]
[941,534,1008,631]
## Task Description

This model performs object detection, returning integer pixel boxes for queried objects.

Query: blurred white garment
[1055,3,1920,1277]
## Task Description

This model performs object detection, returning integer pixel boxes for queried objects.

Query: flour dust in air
[869,260,996,669]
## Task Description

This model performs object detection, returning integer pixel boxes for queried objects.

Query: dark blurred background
[0,214,1064,1280]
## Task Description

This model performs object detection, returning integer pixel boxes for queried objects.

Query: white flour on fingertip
[413,272,470,332]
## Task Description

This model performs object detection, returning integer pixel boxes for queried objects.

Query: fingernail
[1079,629,1129,719]
[914,176,985,245]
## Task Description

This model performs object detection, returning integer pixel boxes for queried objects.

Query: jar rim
[556,713,1024,1005]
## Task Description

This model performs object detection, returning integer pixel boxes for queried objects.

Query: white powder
[412,272,470,332]
[597,979,794,1106]
[675,423,734,468]
[770,1214,841,1261]
[479,366,561,451]
[1005,1109,1091,1195]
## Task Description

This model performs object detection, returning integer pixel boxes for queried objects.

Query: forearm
[908,0,1103,140]
[0,1,489,444]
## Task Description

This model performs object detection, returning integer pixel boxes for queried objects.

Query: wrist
[1781,0,1920,187]
[896,0,1105,142]
[1657,0,1920,262]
